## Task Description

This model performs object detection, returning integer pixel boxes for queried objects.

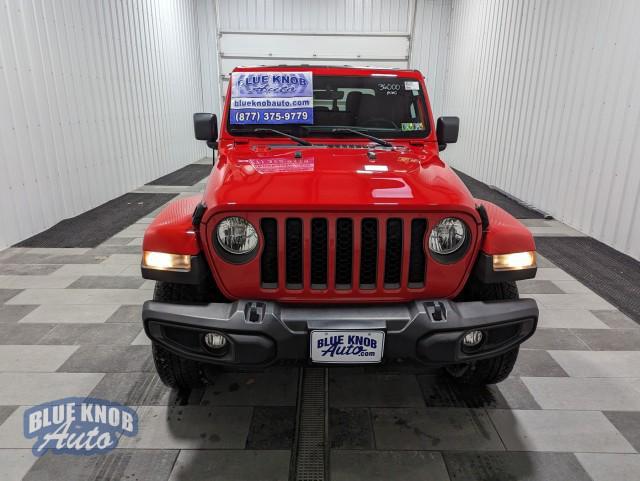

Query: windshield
[227,74,430,139]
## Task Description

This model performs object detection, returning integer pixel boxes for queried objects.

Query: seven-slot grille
[259,215,428,292]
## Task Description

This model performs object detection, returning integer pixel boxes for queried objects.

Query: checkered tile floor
[1,171,639,480]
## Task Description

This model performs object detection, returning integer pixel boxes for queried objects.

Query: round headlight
[216,217,258,255]
[428,218,467,255]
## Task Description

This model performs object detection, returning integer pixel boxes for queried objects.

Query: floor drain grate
[290,367,328,481]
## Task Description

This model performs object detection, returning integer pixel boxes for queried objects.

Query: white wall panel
[217,0,413,33]
[410,0,452,118]
[220,32,410,59]
[0,0,206,249]
[197,0,221,115]
[213,0,417,106]
[442,0,640,260]
[217,32,410,98]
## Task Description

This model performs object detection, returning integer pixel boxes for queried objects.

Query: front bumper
[142,298,538,368]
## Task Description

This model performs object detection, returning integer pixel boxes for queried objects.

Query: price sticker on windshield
[404,81,420,90]
[230,72,314,125]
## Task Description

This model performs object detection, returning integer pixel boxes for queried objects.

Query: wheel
[152,342,205,389]
[151,282,210,389]
[460,279,519,302]
[445,345,520,386]
[153,280,212,304]
[445,281,520,385]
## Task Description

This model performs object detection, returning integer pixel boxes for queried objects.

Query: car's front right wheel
[445,280,521,385]
[150,281,209,390]
[152,342,206,389]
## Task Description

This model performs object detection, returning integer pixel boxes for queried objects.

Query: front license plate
[310,330,385,364]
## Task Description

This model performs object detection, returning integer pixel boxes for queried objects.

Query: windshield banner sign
[230,71,314,125]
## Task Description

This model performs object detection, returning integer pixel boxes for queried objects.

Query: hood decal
[249,156,315,174]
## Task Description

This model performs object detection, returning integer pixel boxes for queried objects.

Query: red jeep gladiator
[141,65,538,389]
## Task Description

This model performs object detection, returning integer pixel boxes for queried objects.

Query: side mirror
[194,113,218,149]
[436,116,459,151]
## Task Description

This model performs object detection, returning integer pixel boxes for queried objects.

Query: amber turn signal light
[142,251,191,271]
[492,251,536,271]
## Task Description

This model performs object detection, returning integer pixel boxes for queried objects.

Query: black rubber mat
[15,193,176,248]
[454,169,544,219]
[147,163,211,186]
[536,237,640,323]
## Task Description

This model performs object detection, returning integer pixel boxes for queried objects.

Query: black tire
[152,342,205,389]
[445,345,520,386]
[151,282,209,389]
[153,281,211,304]
[445,281,520,385]
[461,279,519,302]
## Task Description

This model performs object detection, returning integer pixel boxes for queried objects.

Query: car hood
[202,144,478,215]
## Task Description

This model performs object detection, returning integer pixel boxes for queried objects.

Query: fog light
[462,330,484,347]
[204,332,227,350]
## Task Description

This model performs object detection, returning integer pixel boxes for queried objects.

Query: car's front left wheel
[444,345,520,386]
[445,280,521,385]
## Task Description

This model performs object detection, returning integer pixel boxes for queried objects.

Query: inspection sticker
[401,122,424,131]
[404,80,420,90]
[230,71,314,125]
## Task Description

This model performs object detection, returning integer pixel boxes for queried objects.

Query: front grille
[408,219,427,286]
[384,218,403,288]
[335,219,353,288]
[286,218,303,288]
[359,219,378,288]
[260,215,429,292]
[310,219,328,288]
[260,218,278,287]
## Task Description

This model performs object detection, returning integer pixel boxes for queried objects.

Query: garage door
[214,0,415,105]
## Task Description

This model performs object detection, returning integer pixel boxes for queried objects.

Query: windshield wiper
[331,128,393,147]
[252,128,311,146]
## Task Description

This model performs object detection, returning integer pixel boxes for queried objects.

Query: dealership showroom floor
[2,0,640,480]
[0,160,637,481]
